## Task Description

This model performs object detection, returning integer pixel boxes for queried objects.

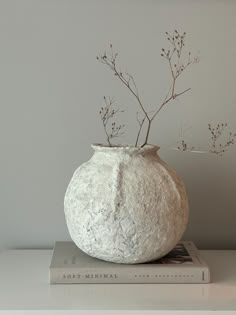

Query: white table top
[0,249,236,314]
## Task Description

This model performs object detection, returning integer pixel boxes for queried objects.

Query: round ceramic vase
[64,145,189,264]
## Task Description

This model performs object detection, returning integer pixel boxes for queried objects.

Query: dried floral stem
[97,31,198,147]
[172,123,236,156]
[99,96,124,146]
[208,123,236,155]
[147,31,198,139]
[97,45,149,121]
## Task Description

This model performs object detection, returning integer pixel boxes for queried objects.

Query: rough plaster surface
[64,145,189,264]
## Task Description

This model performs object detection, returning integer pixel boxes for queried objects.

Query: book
[49,241,210,284]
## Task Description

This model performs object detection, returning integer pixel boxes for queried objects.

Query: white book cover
[49,241,210,284]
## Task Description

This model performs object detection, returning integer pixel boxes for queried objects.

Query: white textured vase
[64,144,189,264]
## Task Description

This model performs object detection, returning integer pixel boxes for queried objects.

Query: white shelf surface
[0,249,236,314]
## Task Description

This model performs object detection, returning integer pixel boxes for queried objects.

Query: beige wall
[0,0,236,250]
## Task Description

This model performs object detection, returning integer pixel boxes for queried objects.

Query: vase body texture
[64,145,189,264]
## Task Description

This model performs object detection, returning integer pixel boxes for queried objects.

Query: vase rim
[91,143,160,154]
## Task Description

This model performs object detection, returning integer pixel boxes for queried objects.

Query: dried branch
[137,30,199,147]
[97,45,151,146]
[172,123,236,156]
[97,45,149,121]
[99,96,124,146]
[208,123,236,156]
[151,31,198,121]
[97,31,198,147]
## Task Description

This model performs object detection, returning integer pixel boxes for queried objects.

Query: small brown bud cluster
[96,45,119,71]
[110,122,125,139]
[164,30,186,55]
[208,123,236,155]
[177,140,187,151]
[177,140,194,152]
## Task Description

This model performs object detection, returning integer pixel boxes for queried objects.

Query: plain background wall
[0,0,236,251]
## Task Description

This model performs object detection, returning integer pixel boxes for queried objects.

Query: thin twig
[135,112,146,146]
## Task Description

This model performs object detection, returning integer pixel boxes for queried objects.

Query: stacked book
[49,241,210,284]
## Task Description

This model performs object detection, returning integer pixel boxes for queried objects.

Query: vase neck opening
[91,144,160,156]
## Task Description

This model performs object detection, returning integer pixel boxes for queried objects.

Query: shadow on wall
[174,152,236,250]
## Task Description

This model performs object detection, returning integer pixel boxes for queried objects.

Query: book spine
[50,267,210,284]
